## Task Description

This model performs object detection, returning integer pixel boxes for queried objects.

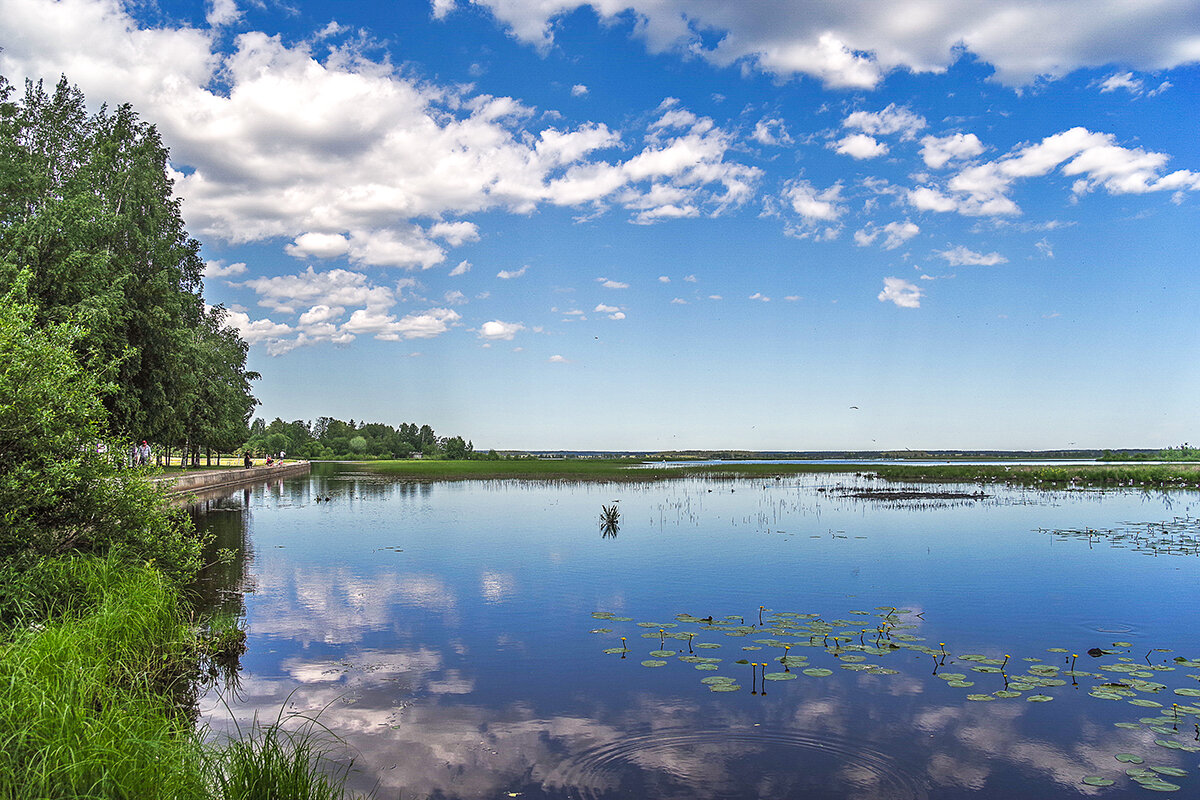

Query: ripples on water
[190,468,1200,798]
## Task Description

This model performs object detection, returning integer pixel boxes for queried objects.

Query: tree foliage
[245,416,475,460]
[0,282,202,581]
[0,74,257,453]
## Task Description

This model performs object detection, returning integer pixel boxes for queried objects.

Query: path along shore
[149,461,311,497]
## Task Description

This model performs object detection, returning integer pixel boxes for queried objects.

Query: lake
[191,464,1200,798]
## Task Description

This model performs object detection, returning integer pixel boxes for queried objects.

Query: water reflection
[189,470,1200,798]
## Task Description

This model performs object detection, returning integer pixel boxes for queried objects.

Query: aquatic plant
[599,504,621,537]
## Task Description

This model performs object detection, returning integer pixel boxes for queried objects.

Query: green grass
[0,555,365,800]
[357,457,1200,489]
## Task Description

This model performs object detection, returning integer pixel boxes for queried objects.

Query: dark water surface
[191,465,1200,798]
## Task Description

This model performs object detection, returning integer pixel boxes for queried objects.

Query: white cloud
[479,320,525,340]
[449,0,1200,88]
[752,117,793,146]
[1098,72,1143,94]
[854,220,920,250]
[1035,238,1054,258]
[429,221,480,246]
[658,275,670,283]
[920,133,985,169]
[607,311,626,320]
[708,294,722,300]
[204,260,248,278]
[778,178,846,239]
[297,304,344,325]
[670,297,687,304]
[206,0,241,28]
[784,295,800,301]
[285,232,351,260]
[431,0,457,20]
[936,245,1008,266]
[443,289,468,305]
[877,277,922,308]
[597,278,629,289]
[593,304,619,313]
[570,84,588,96]
[683,274,697,282]
[843,104,926,139]
[749,292,770,302]
[449,260,471,276]
[834,133,888,159]
[497,266,528,279]
[548,354,569,363]
[343,307,460,340]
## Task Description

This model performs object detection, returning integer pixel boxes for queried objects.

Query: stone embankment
[150,461,311,497]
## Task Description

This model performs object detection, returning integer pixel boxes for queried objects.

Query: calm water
[192,466,1200,798]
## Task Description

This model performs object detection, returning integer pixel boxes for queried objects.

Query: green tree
[0,280,201,580]
[0,75,255,450]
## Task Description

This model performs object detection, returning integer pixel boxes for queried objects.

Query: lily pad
[1130,699,1165,708]
[1152,767,1188,777]
[994,690,1022,698]
[709,683,740,692]
[966,694,996,701]
[602,647,628,654]
[696,643,722,650]
[946,680,975,688]
[1082,776,1114,786]
[590,628,612,634]
[764,672,798,681]
[701,676,736,685]
[649,650,676,657]
[695,663,718,671]
[803,668,833,677]
[641,660,668,667]
[1115,754,1145,764]
[1173,687,1200,697]
[1027,695,1054,702]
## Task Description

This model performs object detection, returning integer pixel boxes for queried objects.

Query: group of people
[132,440,152,466]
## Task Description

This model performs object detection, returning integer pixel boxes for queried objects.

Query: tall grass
[0,555,365,800]
[0,556,207,799]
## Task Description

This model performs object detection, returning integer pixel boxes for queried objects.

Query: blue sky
[3,0,1199,450]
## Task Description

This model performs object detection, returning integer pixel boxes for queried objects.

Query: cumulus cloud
[0,2,763,277]
[909,127,1200,217]
[478,320,525,340]
[749,292,769,301]
[843,104,926,139]
[752,117,793,146]
[834,133,888,159]
[670,297,687,304]
[204,260,248,278]
[548,354,569,363]
[596,277,629,289]
[447,0,1200,88]
[658,275,670,283]
[570,83,588,96]
[877,277,922,308]
[206,0,241,28]
[777,178,846,239]
[497,266,528,279]
[935,245,1008,266]
[854,220,920,250]
[920,133,985,168]
[449,260,471,276]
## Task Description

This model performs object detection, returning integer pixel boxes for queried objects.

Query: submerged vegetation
[591,605,1200,793]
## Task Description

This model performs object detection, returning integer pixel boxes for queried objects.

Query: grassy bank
[0,555,359,800]
[357,458,1200,489]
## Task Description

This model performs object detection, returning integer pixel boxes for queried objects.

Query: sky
[2,0,1199,451]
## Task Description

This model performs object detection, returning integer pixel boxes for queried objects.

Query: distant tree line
[0,75,258,464]
[1101,444,1200,462]
[243,417,497,461]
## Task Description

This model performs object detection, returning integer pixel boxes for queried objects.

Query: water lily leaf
[1082,776,1114,786]
[839,655,867,663]
[1115,722,1142,729]
[946,680,975,688]
[1153,767,1188,777]
[695,663,718,671]
[709,683,740,692]
[1116,754,1145,763]
[591,612,616,619]
[803,668,833,677]
[1173,687,1200,697]
[649,650,675,657]
[701,675,736,684]
[764,672,798,681]
[1027,695,1054,702]
[1008,682,1035,691]
[611,616,633,622]
[1113,641,1133,647]
[602,647,628,654]
[870,668,900,675]
[742,646,762,651]
[994,690,1022,698]
[1090,690,1125,700]
[641,660,668,667]
[966,694,995,701]
[1155,739,1183,750]
[590,628,612,634]
[1126,767,1156,778]
[938,673,968,681]
[696,643,721,650]
[1047,648,1069,653]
